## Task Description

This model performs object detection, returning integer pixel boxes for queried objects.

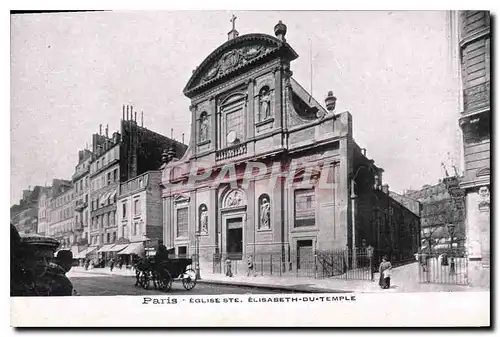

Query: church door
[226,217,243,259]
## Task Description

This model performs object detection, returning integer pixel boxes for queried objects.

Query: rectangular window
[122,203,127,218]
[123,225,129,239]
[113,169,118,182]
[112,231,117,243]
[110,211,115,226]
[106,233,110,243]
[176,207,189,237]
[134,199,141,216]
[294,189,316,227]
[107,172,111,185]
[225,108,243,146]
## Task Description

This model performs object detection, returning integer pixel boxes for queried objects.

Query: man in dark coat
[12,233,60,296]
[46,250,77,296]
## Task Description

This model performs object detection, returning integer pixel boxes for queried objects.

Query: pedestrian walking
[225,258,233,277]
[378,255,392,289]
[246,255,256,277]
[110,258,115,272]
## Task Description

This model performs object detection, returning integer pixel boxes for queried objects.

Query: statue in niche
[260,196,270,229]
[200,205,208,235]
[199,113,209,142]
[259,88,271,120]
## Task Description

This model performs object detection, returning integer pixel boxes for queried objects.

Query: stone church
[161,20,420,272]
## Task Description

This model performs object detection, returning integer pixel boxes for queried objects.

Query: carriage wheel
[182,268,197,290]
[139,271,150,290]
[157,270,173,293]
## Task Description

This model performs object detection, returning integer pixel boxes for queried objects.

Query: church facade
[161,20,420,272]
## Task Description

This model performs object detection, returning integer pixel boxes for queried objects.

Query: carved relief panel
[201,44,275,85]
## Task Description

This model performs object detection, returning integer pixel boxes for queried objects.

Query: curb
[196,279,354,293]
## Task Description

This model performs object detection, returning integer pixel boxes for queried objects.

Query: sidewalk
[70,262,485,293]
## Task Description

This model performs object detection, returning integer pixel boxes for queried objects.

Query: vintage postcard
[9,9,490,327]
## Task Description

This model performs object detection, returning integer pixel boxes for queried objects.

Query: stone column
[209,96,217,150]
[189,104,197,154]
[274,66,283,130]
[246,79,255,140]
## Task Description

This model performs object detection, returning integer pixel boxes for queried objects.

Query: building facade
[11,186,44,234]
[456,11,490,287]
[73,149,93,245]
[48,182,75,249]
[394,178,465,255]
[37,187,51,236]
[115,171,164,260]
[89,109,187,261]
[161,21,420,273]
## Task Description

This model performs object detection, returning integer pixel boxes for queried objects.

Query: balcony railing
[216,143,247,161]
[75,200,88,212]
[120,173,150,196]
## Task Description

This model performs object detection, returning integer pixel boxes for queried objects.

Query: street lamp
[195,231,201,280]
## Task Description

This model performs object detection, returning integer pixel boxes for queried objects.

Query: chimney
[126,105,129,120]
[135,111,137,123]
[99,124,102,135]
[171,128,173,139]
[182,133,185,144]
[141,111,144,127]
[122,105,125,120]
[106,124,109,137]
[130,106,134,121]
[382,184,389,194]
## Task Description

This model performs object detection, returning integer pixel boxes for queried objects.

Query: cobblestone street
[68,273,290,296]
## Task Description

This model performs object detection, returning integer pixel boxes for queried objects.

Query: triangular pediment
[184,33,298,98]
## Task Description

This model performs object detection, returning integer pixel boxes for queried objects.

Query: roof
[184,33,299,97]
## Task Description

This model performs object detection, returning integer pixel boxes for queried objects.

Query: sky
[10,10,462,205]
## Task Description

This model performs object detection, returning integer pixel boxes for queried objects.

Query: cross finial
[230,14,237,31]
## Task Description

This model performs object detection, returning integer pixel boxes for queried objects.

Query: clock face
[227,130,237,144]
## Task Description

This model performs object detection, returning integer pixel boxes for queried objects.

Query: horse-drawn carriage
[134,255,197,292]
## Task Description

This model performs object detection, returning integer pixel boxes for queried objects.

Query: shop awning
[75,246,98,259]
[117,242,144,255]
[100,190,111,206]
[108,244,128,253]
[84,246,98,256]
[97,244,116,253]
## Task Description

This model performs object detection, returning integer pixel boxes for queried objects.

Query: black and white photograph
[8,8,491,327]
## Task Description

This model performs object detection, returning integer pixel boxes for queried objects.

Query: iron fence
[213,248,376,281]
[417,253,468,285]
